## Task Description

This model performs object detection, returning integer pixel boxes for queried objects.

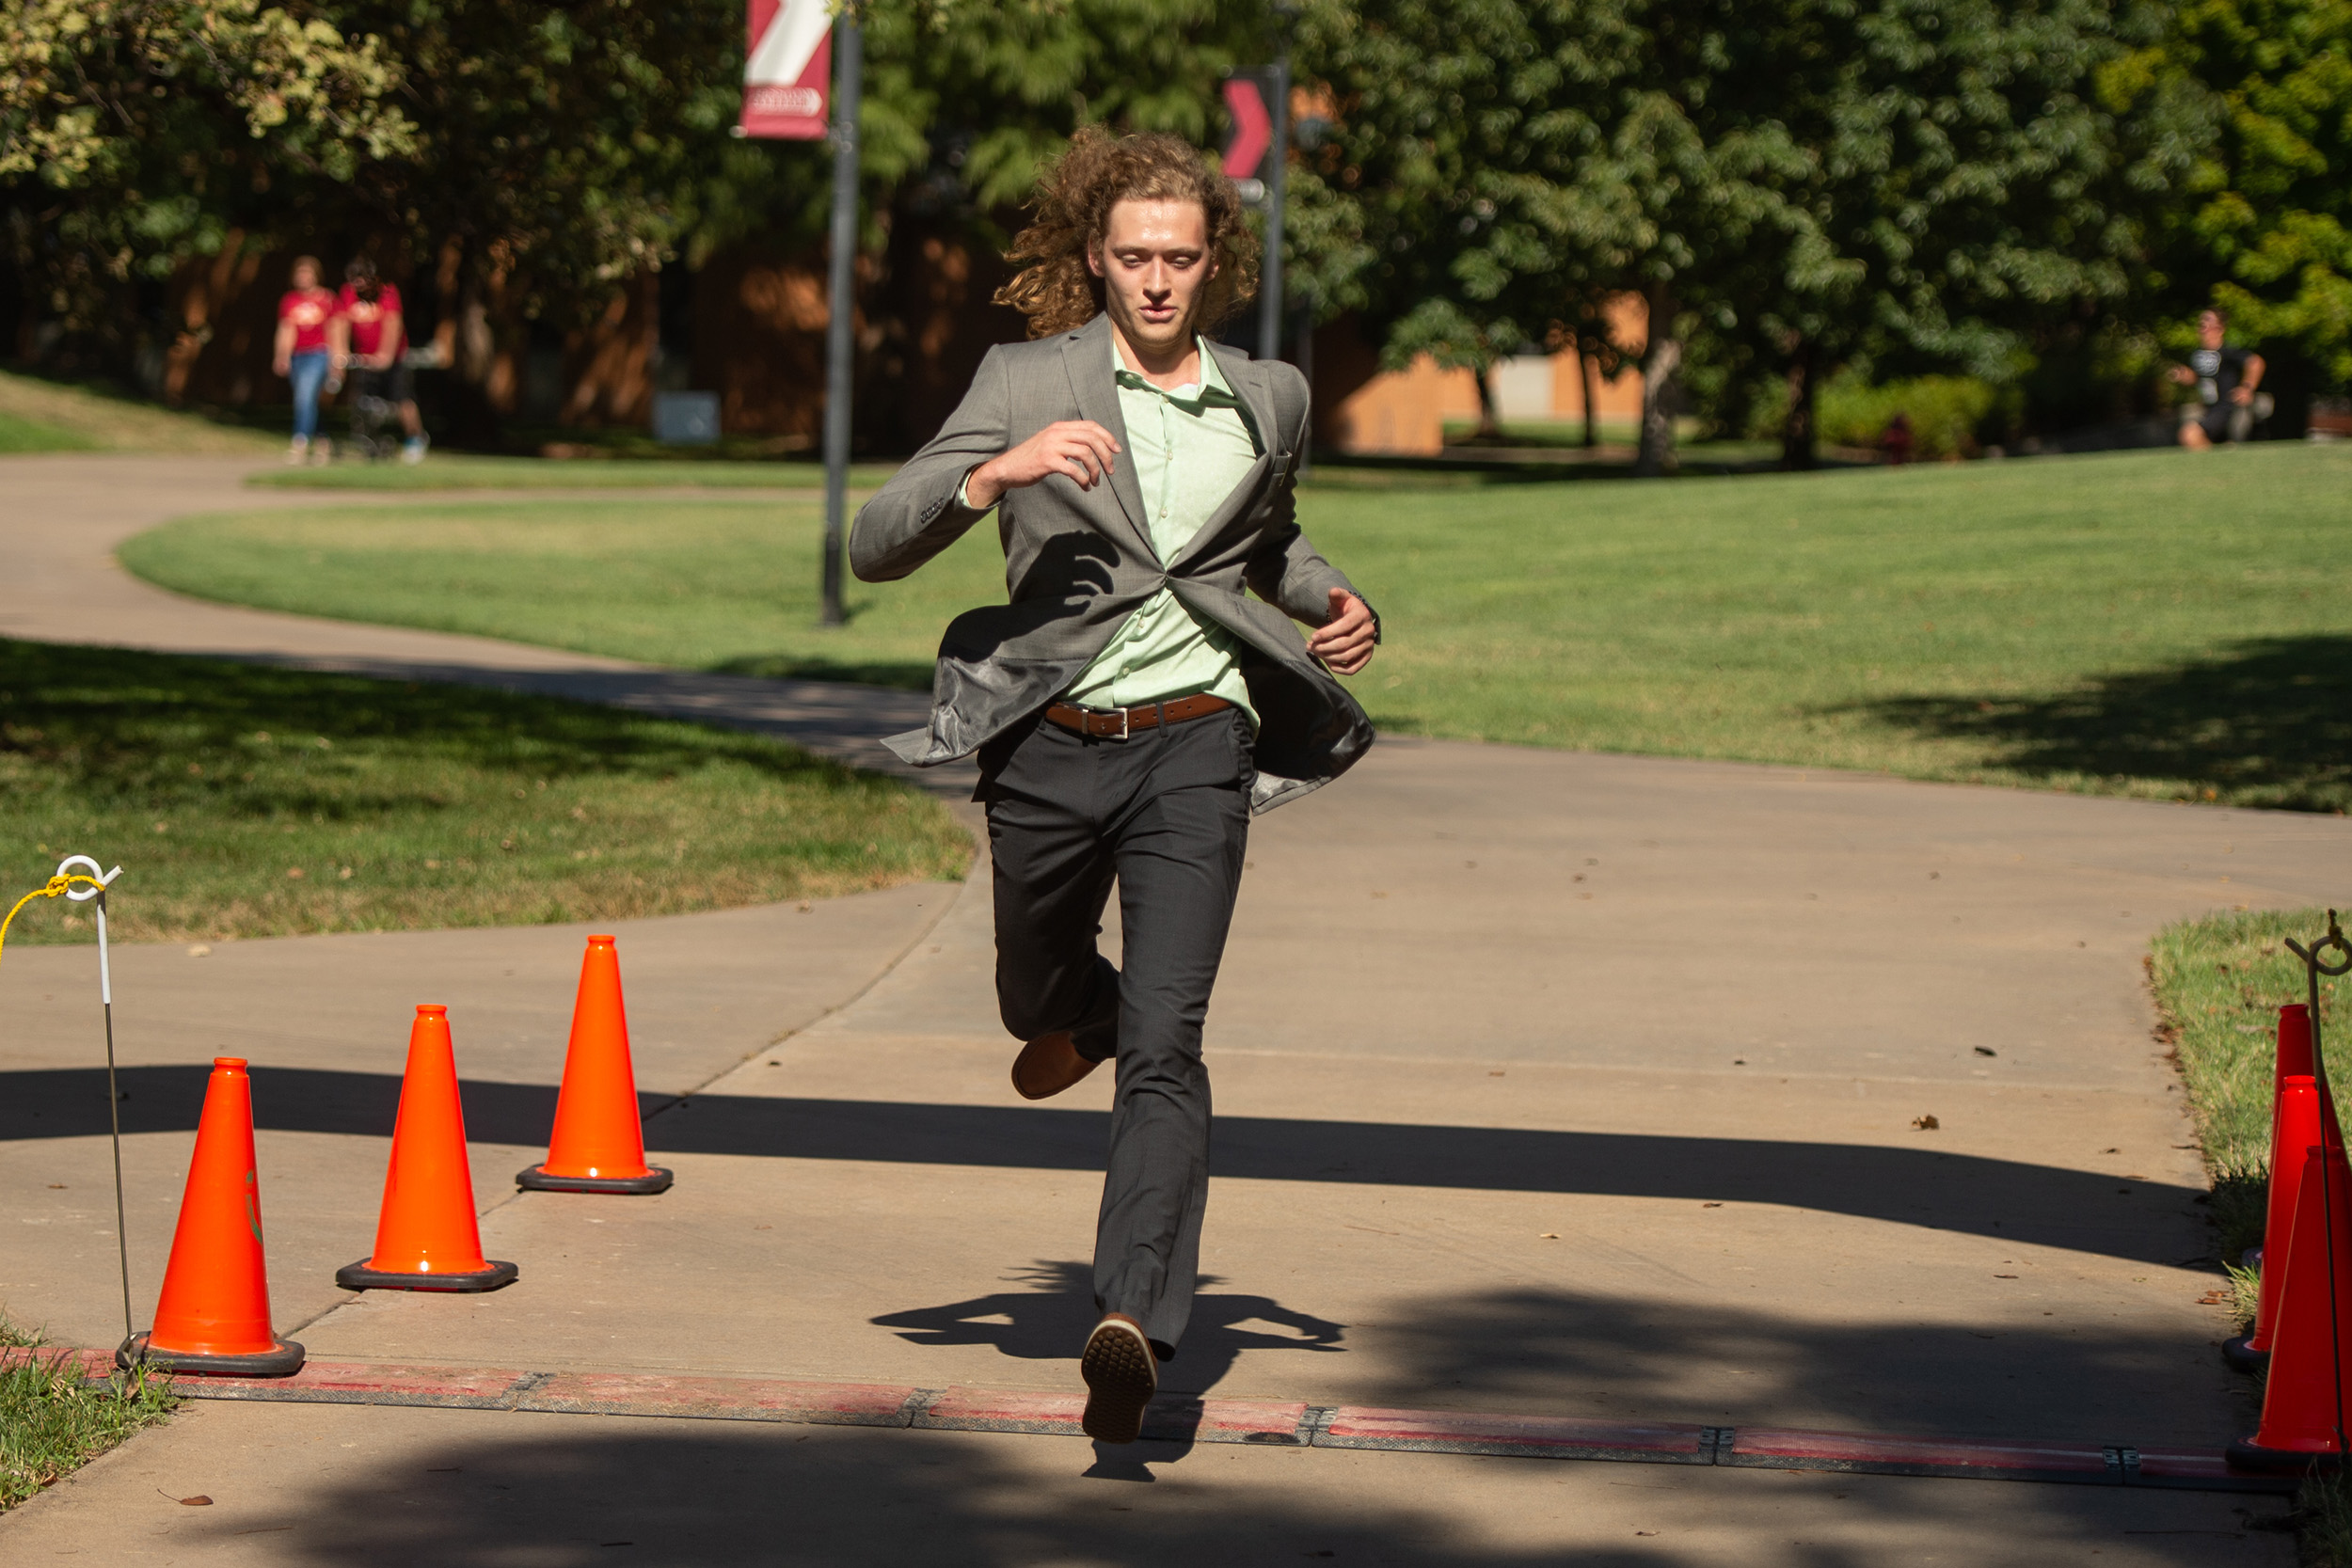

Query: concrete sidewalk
[1,452,2346,1563]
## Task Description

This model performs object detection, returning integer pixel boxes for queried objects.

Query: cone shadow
[0,1065,2208,1266]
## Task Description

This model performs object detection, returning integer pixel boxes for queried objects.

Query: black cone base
[516,1163,673,1195]
[117,1331,305,1378]
[2222,1334,2271,1373]
[335,1258,518,1292]
[2226,1435,2344,1474]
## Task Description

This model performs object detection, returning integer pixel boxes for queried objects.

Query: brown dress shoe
[1010,1031,1101,1101]
[1080,1314,1157,1444]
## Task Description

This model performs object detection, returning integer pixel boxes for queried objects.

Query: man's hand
[966,420,1121,509]
[1306,588,1376,676]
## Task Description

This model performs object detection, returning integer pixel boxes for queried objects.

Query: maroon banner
[740,0,830,140]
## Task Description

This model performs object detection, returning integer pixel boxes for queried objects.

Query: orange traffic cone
[2267,1006,2344,1148]
[2229,1074,2335,1370]
[117,1058,304,1376]
[2230,1144,2352,1472]
[336,1006,517,1291]
[2276,1005,2318,1094]
[516,935,673,1195]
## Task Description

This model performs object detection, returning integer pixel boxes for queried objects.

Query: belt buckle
[1106,706,1129,740]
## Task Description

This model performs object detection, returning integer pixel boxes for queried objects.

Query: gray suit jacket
[850,312,1375,814]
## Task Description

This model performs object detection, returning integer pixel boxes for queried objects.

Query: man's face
[1089,198,1215,357]
[293,261,319,292]
[2199,311,2225,349]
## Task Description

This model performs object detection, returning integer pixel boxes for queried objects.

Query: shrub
[1818,372,2001,459]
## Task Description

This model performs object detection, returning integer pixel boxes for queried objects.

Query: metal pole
[96,889,133,1345]
[1256,54,1289,363]
[819,10,862,628]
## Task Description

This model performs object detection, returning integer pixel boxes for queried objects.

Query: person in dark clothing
[2172,309,2269,449]
[332,258,427,464]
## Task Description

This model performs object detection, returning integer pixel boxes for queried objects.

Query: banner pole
[819,9,862,629]
[1256,50,1289,364]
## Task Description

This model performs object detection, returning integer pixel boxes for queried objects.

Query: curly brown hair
[993,127,1261,340]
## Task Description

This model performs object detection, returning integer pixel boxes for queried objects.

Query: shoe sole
[1080,1321,1156,1444]
[1011,1037,1100,1101]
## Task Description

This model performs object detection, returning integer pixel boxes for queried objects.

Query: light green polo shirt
[1060,336,1261,721]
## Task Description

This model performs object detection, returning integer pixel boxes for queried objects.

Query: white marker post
[55,856,133,1343]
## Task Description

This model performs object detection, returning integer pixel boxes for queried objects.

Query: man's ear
[1086,239,1104,279]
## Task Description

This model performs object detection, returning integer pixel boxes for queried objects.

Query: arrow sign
[740,0,830,140]
[1222,75,1272,180]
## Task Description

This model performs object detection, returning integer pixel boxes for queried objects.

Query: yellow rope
[0,874,106,973]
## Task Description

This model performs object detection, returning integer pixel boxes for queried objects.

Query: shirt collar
[1113,334,1240,411]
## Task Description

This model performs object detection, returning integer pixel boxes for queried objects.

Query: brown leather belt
[1044,693,1233,739]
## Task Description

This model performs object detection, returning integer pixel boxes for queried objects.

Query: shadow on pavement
[866,1269,2237,1442]
[200,1423,1638,1566]
[871,1259,1346,1394]
[0,1066,2206,1267]
[1339,1284,2255,1443]
[181,1417,2280,1567]
[1833,634,2352,812]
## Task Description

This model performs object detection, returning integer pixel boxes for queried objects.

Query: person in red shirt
[331,258,427,464]
[272,256,337,464]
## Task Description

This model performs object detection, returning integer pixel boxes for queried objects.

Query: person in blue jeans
[273,256,338,464]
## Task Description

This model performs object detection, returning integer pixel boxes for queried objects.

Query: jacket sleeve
[850,345,1012,583]
[1243,361,1357,624]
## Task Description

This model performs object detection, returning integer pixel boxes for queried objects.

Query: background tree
[0,0,412,359]
[2121,0,2352,393]
[1714,0,2201,467]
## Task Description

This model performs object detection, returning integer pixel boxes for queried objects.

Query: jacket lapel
[1207,340,1286,462]
[1163,342,1281,574]
[1061,316,1157,562]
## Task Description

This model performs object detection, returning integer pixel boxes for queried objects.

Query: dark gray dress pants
[980,707,1254,1358]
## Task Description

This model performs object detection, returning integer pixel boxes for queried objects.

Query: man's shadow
[873,1260,1344,1480]
[872,1259,1345,1397]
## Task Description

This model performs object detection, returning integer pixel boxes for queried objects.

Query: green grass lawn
[0,370,275,455]
[120,443,2352,810]
[2147,908,2352,1561]
[0,640,970,945]
[0,1319,176,1513]
[247,453,903,491]
[0,411,98,454]
[2148,907,2352,1262]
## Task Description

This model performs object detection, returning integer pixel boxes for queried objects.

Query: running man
[850,129,1379,1443]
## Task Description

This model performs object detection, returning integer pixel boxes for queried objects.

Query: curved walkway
[0,454,954,789]
[4,452,2345,1564]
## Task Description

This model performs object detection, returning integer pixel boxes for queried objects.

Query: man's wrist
[961,461,1004,513]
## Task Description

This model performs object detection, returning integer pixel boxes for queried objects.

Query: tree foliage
[2122,0,2352,383]
[0,0,411,328]
[6,0,2345,443]
[1293,0,2210,465]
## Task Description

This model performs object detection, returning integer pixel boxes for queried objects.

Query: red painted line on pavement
[1318,1406,1711,1463]
[913,1387,1310,1445]
[914,1386,1087,1435]
[2133,1446,2301,1494]
[60,1351,2288,1494]
[169,1360,536,1409]
[1727,1427,2116,1482]
[4,1348,113,1379]
[520,1371,916,1427]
